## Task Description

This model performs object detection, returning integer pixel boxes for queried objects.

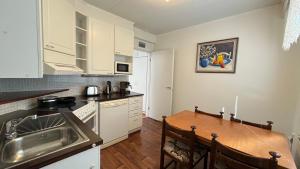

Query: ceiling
[85,0,281,34]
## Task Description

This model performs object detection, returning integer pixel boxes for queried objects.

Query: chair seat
[163,139,207,164]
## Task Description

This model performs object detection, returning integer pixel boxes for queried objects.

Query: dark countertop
[0,105,102,169]
[0,89,69,105]
[81,92,144,102]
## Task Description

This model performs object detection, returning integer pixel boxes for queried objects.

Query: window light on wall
[283,0,300,50]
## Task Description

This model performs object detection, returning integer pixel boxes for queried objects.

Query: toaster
[85,85,100,96]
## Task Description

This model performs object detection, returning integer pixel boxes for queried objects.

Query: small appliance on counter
[85,85,100,96]
[103,81,112,95]
[120,81,132,94]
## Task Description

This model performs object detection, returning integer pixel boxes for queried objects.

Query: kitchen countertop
[0,89,69,105]
[81,92,144,102]
[0,104,102,169]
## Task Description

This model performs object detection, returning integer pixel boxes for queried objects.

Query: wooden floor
[101,117,162,169]
[100,117,205,169]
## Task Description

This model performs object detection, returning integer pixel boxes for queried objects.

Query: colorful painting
[196,38,239,73]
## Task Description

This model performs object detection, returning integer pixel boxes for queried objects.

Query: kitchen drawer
[129,109,142,117]
[129,115,142,131]
[129,102,142,111]
[129,96,143,105]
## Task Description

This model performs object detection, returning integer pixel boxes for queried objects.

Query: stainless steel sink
[2,127,80,163]
[0,113,89,168]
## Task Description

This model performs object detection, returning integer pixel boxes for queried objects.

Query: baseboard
[129,127,142,134]
[100,135,128,149]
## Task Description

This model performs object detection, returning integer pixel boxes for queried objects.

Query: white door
[149,49,174,121]
[129,51,150,113]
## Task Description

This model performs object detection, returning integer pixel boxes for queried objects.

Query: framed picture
[196,38,239,73]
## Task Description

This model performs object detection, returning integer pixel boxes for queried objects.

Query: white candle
[222,107,225,112]
[234,96,238,117]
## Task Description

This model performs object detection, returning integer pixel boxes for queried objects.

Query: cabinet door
[0,0,42,78]
[41,146,100,169]
[43,0,75,56]
[114,25,134,57]
[88,18,114,75]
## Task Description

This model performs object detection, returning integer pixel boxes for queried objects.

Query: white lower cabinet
[41,146,100,169]
[128,96,143,133]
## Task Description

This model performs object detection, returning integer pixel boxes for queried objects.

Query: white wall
[155,5,300,135]
[134,27,157,43]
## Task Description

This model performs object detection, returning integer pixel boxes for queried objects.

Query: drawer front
[129,109,142,117]
[129,102,142,111]
[129,115,142,131]
[129,96,143,105]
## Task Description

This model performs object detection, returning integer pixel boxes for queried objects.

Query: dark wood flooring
[100,117,205,169]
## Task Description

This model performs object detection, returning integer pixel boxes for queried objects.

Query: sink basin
[2,127,82,163]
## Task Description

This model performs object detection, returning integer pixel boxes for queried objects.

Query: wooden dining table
[165,110,297,169]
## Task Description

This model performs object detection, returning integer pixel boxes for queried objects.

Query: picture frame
[196,38,239,73]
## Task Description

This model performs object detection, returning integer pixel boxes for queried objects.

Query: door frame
[131,50,151,117]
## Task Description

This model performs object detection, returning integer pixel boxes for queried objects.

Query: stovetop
[36,100,89,114]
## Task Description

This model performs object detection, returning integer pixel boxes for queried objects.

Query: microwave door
[117,64,129,73]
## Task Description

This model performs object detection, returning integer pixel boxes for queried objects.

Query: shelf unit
[75,12,88,73]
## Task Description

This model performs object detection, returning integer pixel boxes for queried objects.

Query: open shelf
[75,11,88,74]
[76,26,87,32]
[76,42,87,47]
[76,12,87,30]
[76,58,87,61]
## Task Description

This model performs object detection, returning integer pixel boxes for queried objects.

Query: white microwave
[115,61,132,75]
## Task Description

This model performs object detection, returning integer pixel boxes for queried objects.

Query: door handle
[165,86,172,90]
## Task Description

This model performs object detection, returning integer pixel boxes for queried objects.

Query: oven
[115,61,132,75]
[73,101,99,135]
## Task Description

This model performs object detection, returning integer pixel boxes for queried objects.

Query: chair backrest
[230,113,242,123]
[242,120,273,131]
[209,133,281,169]
[229,114,273,131]
[161,116,197,166]
[195,106,224,119]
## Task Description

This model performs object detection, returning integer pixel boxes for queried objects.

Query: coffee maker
[120,81,131,94]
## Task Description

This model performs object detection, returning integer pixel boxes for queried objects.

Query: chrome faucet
[5,119,19,140]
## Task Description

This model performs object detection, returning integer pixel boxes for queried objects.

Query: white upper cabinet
[0,0,42,78]
[88,18,114,75]
[42,0,76,57]
[114,25,134,57]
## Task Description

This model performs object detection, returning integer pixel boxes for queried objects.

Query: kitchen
[0,0,149,168]
[1,0,300,169]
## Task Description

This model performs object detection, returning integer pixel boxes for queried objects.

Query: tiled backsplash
[0,75,128,115]
[0,75,128,93]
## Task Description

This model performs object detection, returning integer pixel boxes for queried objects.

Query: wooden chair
[160,116,208,169]
[229,114,273,130]
[209,133,281,169]
[195,106,224,119]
